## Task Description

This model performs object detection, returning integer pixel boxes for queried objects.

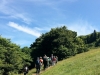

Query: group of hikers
[23,54,58,75]
[35,54,58,74]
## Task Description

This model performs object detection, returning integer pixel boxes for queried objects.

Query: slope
[41,48,100,75]
[18,48,100,75]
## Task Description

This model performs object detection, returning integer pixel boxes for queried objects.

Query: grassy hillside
[16,48,100,75]
[41,48,100,75]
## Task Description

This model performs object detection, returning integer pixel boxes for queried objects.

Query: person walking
[23,65,29,75]
[47,57,50,68]
[39,57,43,70]
[55,56,58,64]
[52,56,56,65]
[35,57,41,75]
[43,55,47,70]
[51,54,53,66]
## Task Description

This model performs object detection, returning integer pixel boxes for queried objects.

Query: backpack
[36,60,41,65]
[40,59,43,65]
[40,59,43,63]
[53,57,56,61]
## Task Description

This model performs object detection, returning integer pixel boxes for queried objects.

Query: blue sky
[0,0,100,47]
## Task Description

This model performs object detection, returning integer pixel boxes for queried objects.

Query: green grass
[14,48,100,75]
[41,48,100,75]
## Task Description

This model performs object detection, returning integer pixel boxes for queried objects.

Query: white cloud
[45,20,98,36]
[8,22,41,37]
[68,20,98,36]
[0,0,32,24]
[14,13,32,24]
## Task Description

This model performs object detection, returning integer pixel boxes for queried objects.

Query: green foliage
[79,30,100,48]
[30,26,87,61]
[1,25,100,75]
[0,36,32,75]
[21,47,32,65]
[95,38,100,47]
[1,26,100,75]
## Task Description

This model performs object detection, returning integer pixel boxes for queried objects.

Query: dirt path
[32,66,53,75]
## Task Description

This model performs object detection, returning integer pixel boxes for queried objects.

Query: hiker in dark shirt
[35,57,41,74]
[43,55,48,70]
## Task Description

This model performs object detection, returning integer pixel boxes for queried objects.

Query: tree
[0,36,32,75]
[30,26,87,62]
